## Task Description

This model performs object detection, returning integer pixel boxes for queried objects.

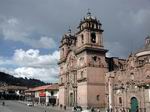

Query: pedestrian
[2,101,5,106]
[64,105,66,110]
[91,107,95,112]
[60,104,62,109]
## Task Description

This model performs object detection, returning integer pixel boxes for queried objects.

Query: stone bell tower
[75,11,108,108]
[58,11,108,108]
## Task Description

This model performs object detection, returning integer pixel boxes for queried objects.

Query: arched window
[91,32,96,43]
[96,95,100,101]
[119,97,122,104]
[81,34,84,44]
[92,56,97,61]
[92,24,94,28]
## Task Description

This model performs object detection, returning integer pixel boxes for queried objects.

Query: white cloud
[13,49,59,67]
[0,49,60,82]
[0,67,15,75]
[0,17,56,49]
[12,49,59,82]
[14,67,58,82]
[0,17,28,41]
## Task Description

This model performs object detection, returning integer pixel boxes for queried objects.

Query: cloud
[0,0,150,81]
[0,67,15,76]
[0,56,12,65]
[27,36,56,49]
[105,42,128,58]
[0,0,150,57]
[13,49,59,82]
[13,49,59,67]
[132,9,150,26]
[14,67,58,83]
[0,49,59,82]
[0,17,56,49]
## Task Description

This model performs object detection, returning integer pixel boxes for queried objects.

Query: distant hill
[0,72,46,87]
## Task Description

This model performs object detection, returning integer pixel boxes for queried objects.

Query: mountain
[0,72,46,87]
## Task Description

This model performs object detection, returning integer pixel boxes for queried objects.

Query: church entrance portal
[131,97,138,112]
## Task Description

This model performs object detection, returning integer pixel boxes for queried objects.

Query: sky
[0,0,150,83]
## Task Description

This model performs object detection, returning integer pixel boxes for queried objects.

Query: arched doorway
[131,97,138,112]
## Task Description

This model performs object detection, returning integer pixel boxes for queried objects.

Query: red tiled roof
[26,84,59,92]
[47,84,59,90]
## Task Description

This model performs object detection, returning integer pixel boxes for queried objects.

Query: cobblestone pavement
[0,100,71,112]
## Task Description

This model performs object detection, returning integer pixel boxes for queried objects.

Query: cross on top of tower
[68,26,71,34]
[87,9,91,17]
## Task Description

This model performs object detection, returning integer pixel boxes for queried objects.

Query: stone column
[108,77,113,112]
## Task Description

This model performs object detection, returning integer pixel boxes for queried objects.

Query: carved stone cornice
[77,78,87,83]
[75,45,108,55]
[87,82,105,86]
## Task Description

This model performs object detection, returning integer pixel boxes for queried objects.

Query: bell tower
[76,11,104,49]
[58,11,108,108]
[75,11,108,108]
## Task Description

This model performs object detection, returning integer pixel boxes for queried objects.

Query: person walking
[2,101,5,106]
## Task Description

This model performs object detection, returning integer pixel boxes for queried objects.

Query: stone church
[58,11,150,111]
[106,36,150,112]
[58,11,109,108]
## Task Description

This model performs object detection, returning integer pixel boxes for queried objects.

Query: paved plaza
[0,100,70,112]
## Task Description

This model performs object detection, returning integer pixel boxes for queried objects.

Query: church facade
[58,12,108,108]
[58,11,150,111]
[106,37,150,112]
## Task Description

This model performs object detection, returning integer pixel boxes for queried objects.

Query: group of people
[72,106,101,112]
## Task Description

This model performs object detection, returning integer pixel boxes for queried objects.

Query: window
[92,56,97,61]
[81,34,84,44]
[130,73,134,80]
[96,95,100,101]
[119,97,122,104]
[91,32,96,43]
[61,77,63,83]
[96,24,98,29]
[51,91,54,96]
[92,24,94,28]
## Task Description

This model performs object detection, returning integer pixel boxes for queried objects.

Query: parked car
[27,102,34,106]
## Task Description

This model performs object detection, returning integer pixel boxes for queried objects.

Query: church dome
[77,11,103,33]
[136,35,150,57]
